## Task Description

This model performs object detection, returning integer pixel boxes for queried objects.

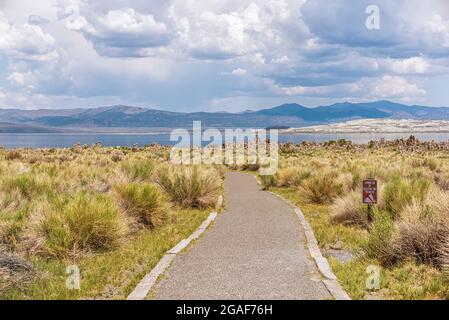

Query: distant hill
[1,101,449,129]
[0,122,69,133]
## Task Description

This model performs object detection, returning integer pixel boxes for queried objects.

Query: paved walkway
[153,172,331,299]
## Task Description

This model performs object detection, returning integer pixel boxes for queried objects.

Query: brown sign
[363,179,377,204]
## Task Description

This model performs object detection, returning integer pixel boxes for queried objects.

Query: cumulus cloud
[64,6,171,57]
[8,71,35,87]
[381,57,430,74]
[0,13,58,62]
[173,3,267,59]
[0,0,448,109]
[370,76,426,100]
[425,14,449,48]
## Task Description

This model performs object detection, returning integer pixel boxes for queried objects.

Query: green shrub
[300,173,344,204]
[39,193,125,258]
[121,160,155,181]
[383,176,431,218]
[115,183,165,228]
[157,166,220,208]
[363,209,395,266]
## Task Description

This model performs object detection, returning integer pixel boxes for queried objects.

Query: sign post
[363,179,377,222]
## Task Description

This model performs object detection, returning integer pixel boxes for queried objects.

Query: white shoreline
[282,119,449,134]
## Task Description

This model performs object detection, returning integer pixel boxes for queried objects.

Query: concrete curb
[126,195,223,300]
[267,191,351,300]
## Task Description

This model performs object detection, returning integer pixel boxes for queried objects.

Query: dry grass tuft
[115,182,166,228]
[37,193,127,258]
[276,167,311,188]
[366,190,449,268]
[300,173,343,204]
[331,191,368,227]
[156,166,221,208]
[121,160,155,182]
[383,175,431,219]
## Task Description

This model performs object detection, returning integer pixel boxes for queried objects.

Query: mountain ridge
[1,101,449,130]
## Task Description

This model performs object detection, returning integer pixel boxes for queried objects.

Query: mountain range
[1,100,449,132]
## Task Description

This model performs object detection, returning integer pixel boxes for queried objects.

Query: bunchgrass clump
[121,160,155,181]
[389,201,445,266]
[276,167,311,188]
[156,166,220,208]
[363,209,395,266]
[383,175,431,218]
[0,209,28,248]
[300,172,344,204]
[38,192,126,258]
[1,175,51,201]
[331,191,368,227]
[363,189,449,269]
[115,182,166,228]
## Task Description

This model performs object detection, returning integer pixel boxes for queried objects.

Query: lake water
[1,132,449,148]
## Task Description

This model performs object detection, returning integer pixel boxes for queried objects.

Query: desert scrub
[2,206,210,300]
[115,183,166,228]
[271,141,449,299]
[0,144,225,299]
[156,166,221,208]
[38,192,126,258]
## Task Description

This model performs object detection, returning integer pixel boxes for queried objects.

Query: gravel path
[152,172,331,299]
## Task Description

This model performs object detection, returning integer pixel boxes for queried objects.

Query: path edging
[126,195,223,300]
[268,191,351,300]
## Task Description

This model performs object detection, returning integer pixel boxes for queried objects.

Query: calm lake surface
[1,132,449,148]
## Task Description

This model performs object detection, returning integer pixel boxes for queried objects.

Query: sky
[0,0,449,112]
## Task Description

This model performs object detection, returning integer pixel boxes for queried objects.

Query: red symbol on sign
[363,179,378,205]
